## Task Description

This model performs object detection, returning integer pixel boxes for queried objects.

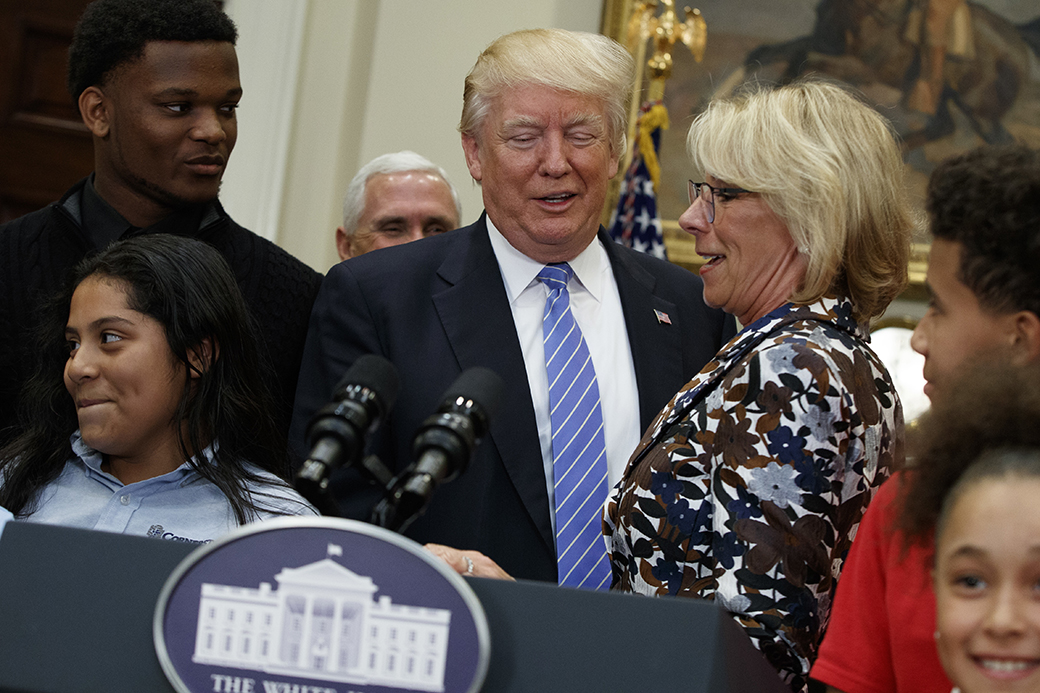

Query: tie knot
[537,263,573,290]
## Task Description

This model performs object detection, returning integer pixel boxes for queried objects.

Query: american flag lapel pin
[654,309,672,325]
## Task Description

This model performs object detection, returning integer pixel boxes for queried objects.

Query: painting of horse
[612,0,1040,232]
[744,0,1039,151]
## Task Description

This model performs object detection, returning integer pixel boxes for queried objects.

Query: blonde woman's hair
[460,28,634,158]
[687,79,914,322]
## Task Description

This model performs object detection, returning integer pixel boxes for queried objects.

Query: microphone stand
[297,452,394,518]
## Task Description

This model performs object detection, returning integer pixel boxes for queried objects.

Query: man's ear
[187,337,218,378]
[1011,311,1040,365]
[78,86,111,138]
[335,226,353,261]
[607,146,620,180]
[461,133,482,183]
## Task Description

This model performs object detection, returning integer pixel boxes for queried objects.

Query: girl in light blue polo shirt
[0,235,315,542]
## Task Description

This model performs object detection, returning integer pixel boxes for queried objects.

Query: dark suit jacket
[291,215,736,581]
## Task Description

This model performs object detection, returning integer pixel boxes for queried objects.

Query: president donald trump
[291,28,734,586]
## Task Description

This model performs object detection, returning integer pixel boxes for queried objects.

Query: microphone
[294,354,400,506]
[373,367,504,533]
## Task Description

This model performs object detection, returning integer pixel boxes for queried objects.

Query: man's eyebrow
[155,87,199,98]
[563,113,603,129]
[371,214,456,231]
[924,281,939,303]
[501,113,603,132]
[421,214,457,228]
[154,86,243,99]
[373,216,408,228]
[502,116,544,130]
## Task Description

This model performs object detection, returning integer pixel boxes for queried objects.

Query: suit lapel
[431,217,555,555]
[603,229,685,431]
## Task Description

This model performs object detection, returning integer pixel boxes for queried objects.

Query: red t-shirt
[810,473,953,693]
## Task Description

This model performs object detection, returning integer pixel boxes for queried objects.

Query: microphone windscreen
[333,354,401,412]
[443,366,505,421]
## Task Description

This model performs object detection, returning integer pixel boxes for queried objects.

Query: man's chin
[158,189,221,212]
[134,175,222,210]
[170,180,224,208]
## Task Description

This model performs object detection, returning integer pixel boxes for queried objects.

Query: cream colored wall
[220,0,308,246]
[225,0,603,274]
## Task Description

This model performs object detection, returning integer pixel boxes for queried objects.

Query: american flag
[609,101,668,260]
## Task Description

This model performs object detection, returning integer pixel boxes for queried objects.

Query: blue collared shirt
[0,504,12,541]
[21,432,317,544]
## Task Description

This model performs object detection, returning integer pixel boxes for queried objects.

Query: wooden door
[0,0,93,223]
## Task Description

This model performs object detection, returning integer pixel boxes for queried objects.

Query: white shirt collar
[485,215,608,304]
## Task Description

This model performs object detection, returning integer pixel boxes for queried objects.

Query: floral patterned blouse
[603,297,903,692]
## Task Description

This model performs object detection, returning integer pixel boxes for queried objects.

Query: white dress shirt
[486,218,640,532]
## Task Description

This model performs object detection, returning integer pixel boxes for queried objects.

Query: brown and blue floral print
[603,296,903,692]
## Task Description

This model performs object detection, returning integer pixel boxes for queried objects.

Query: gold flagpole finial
[623,0,707,102]
[615,0,708,188]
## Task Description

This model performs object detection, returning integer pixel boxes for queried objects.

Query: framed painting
[601,0,1040,297]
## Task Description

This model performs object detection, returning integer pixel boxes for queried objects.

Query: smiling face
[911,238,1018,402]
[336,171,459,259]
[934,477,1040,692]
[63,276,188,476]
[678,175,806,325]
[85,40,241,228]
[461,84,619,264]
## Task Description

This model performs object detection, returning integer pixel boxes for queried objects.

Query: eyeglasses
[688,180,752,223]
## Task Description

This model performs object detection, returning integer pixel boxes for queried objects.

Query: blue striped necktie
[536,263,611,591]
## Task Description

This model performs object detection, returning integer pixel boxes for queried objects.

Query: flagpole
[607,1,708,258]
[609,0,707,227]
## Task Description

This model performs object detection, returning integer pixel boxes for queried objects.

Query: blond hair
[459,28,633,157]
[687,80,913,322]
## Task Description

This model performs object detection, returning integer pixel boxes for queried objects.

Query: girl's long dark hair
[0,234,294,524]
[898,359,1040,548]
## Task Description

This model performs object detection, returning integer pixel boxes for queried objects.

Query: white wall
[219,0,308,244]
[223,0,602,273]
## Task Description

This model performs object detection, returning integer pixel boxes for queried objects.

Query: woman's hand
[424,543,515,580]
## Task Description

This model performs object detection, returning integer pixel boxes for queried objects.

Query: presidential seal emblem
[154,517,489,693]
